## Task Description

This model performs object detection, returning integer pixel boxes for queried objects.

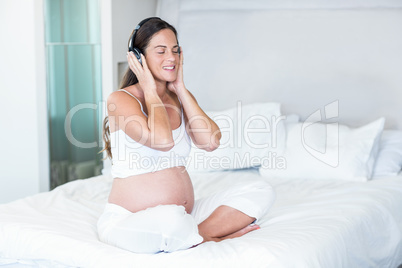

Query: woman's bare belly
[108,166,194,214]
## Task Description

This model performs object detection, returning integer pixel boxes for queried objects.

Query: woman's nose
[166,50,176,62]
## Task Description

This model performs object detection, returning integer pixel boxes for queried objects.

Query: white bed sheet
[1,170,402,268]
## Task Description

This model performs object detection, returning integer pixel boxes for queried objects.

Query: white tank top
[110,89,191,178]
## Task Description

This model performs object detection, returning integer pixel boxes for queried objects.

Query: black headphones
[128,17,180,65]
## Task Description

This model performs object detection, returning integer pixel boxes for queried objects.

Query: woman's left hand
[167,46,185,94]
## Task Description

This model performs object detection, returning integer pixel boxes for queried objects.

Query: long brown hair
[99,18,178,160]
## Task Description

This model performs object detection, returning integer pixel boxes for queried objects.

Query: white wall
[158,0,402,130]
[0,0,49,203]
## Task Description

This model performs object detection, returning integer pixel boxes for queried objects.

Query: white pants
[97,181,275,254]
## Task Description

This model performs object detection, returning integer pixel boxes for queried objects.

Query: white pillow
[372,130,402,178]
[284,114,300,125]
[259,117,385,181]
[186,102,286,172]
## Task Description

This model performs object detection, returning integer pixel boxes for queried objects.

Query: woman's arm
[108,52,174,151]
[143,89,174,151]
[167,48,221,151]
[178,89,221,151]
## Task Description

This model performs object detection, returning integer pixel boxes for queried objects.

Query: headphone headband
[128,17,162,52]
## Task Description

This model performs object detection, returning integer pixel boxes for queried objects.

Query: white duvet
[1,170,402,268]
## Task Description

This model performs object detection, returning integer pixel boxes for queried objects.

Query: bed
[1,112,402,268]
[1,104,402,267]
[1,166,402,267]
[2,0,402,267]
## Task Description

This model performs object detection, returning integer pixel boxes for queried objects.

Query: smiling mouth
[163,66,175,70]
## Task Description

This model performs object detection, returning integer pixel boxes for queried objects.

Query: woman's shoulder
[107,85,145,114]
[108,85,140,102]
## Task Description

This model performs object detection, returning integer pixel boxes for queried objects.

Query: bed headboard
[156,0,402,129]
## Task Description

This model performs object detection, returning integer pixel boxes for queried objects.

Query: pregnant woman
[97,17,275,253]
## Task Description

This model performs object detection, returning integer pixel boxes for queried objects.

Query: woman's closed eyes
[154,46,180,54]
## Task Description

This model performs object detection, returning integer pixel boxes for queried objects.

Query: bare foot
[199,224,260,243]
[218,224,260,240]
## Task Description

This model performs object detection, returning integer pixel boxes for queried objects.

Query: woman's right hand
[127,52,157,93]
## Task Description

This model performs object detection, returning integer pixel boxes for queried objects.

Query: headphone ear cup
[133,48,142,65]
